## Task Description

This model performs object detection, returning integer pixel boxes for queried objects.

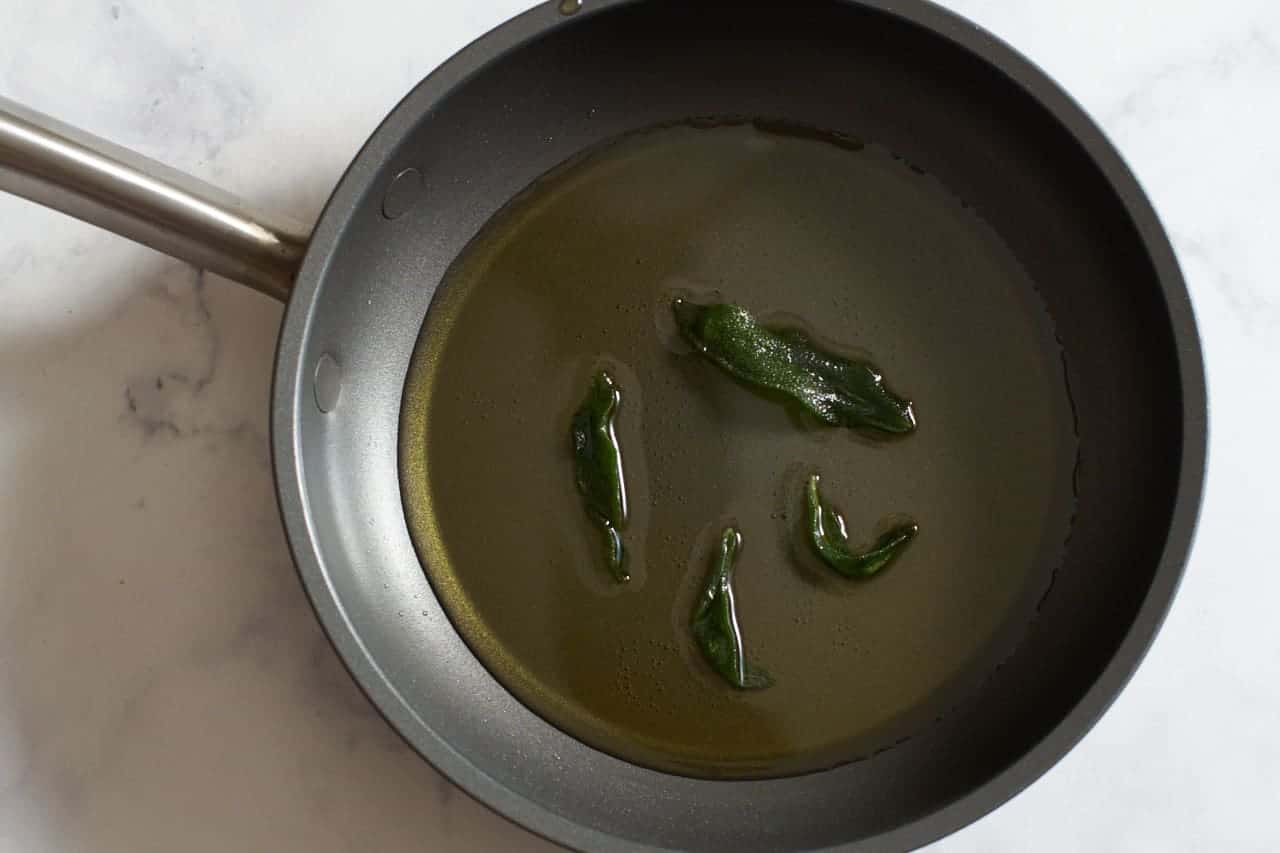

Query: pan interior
[283,0,1194,848]
[400,119,1079,778]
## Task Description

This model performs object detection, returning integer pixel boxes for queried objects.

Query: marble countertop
[1,1,1275,850]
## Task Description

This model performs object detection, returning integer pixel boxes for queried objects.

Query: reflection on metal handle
[0,96,310,301]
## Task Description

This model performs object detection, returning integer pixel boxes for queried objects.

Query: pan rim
[270,1,1208,850]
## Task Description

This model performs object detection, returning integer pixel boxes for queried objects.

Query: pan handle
[0,96,310,302]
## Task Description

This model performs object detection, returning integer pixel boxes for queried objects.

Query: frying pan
[0,0,1205,849]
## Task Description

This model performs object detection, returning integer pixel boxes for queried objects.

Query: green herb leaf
[805,474,917,579]
[672,299,917,436]
[571,370,630,582]
[692,527,772,690]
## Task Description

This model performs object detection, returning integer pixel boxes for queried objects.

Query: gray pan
[0,1,1205,850]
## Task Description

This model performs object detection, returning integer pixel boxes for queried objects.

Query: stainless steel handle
[0,96,311,301]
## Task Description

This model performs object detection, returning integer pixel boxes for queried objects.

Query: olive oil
[400,121,1078,779]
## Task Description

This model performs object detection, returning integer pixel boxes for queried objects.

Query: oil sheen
[399,121,1078,779]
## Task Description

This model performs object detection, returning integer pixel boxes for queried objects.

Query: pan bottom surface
[399,120,1079,779]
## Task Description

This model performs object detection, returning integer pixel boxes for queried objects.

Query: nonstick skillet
[0,1,1205,850]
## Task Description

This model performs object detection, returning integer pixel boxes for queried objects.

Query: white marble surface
[0,0,1275,850]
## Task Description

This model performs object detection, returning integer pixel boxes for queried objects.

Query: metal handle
[0,96,311,301]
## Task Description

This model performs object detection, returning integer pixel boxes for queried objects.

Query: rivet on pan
[314,353,343,414]
[381,167,424,220]
[558,0,583,15]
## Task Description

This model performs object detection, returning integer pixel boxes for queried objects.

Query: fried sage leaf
[570,370,629,582]
[692,527,772,690]
[805,474,917,579]
[672,299,916,436]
